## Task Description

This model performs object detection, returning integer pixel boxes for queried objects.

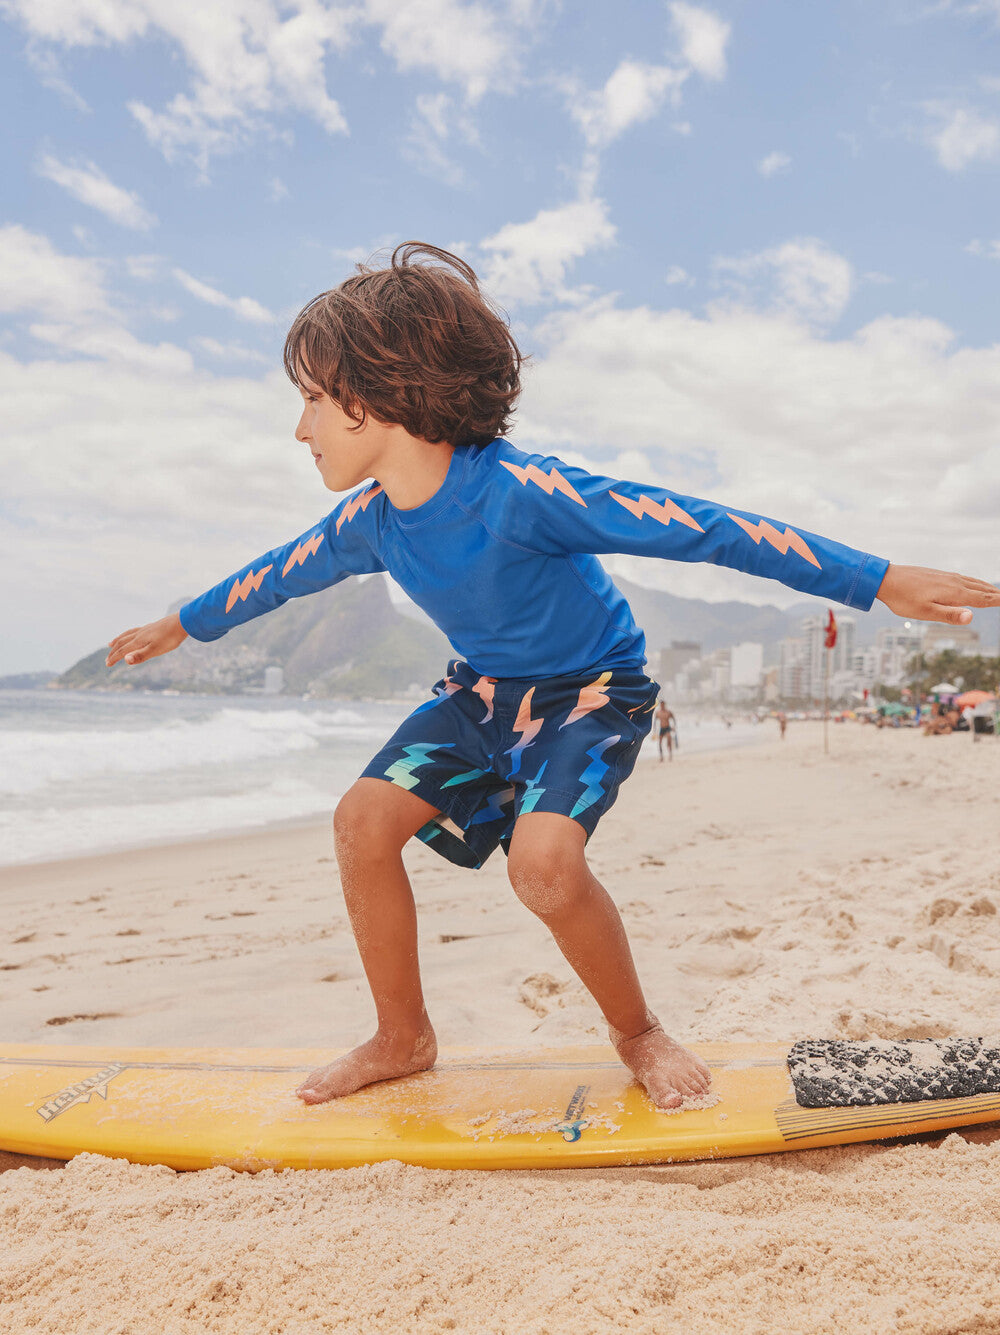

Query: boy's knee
[333,783,409,858]
[507,842,587,920]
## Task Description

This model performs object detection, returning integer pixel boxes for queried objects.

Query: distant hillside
[0,671,58,689]
[58,576,452,699]
[56,569,916,698]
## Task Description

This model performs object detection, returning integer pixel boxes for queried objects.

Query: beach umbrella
[930,681,960,696]
[881,702,910,715]
[956,690,995,708]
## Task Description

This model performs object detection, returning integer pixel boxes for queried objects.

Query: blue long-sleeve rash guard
[179,438,890,680]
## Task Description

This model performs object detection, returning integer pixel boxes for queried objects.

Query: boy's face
[294,374,379,492]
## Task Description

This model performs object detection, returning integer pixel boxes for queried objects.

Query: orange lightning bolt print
[726,514,821,569]
[499,460,587,506]
[608,490,704,532]
[281,533,324,576]
[225,564,273,614]
[506,686,544,776]
[560,671,613,728]
[335,483,384,534]
[472,675,497,723]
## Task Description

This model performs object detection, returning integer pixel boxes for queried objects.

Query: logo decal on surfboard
[558,1084,591,1141]
[36,1063,126,1123]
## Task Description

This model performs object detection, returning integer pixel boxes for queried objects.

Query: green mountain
[58,576,452,699]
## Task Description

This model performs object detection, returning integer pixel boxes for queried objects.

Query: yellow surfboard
[1,1042,998,1172]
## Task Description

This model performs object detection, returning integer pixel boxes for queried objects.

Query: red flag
[824,609,837,650]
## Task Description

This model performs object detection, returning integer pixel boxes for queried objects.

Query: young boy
[106,243,998,1111]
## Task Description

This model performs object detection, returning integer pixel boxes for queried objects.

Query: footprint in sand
[519,972,572,1018]
[836,1008,952,1042]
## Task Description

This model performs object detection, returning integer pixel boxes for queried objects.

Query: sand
[2,723,1000,1333]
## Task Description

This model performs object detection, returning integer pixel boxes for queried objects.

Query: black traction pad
[788,1038,1000,1108]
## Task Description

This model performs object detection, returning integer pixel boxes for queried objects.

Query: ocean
[0,689,768,866]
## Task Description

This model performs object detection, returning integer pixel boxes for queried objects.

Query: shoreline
[3,715,773,871]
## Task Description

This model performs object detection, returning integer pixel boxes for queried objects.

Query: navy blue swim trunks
[360,660,660,869]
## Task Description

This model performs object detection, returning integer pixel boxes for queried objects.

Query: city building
[921,623,982,656]
[729,641,764,698]
[655,641,702,681]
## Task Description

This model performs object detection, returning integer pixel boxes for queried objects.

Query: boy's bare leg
[296,779,441,1105]
[507,812,712,1110]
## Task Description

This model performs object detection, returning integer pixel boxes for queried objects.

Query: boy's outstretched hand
[106,613,187,668]
[877,564,1000,625]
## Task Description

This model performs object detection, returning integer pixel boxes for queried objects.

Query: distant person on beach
[105,243,1000,1114]
[654,700,677,762]
[777,711,787,739]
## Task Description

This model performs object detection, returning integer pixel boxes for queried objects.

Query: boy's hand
[877,564,1000,625]
[106,613,187,667]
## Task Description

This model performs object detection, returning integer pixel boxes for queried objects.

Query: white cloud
[758,150,791,178]
[0,224,109,321]
[569,59,687,150]
[365,0,515,103]
[479,197,617,306]
[124,254,163,281]
[172,269,275,324]
[517,300,1000,602]
[669,2,730,81]
[5,1,355,174]
[37,154,157,230]
[193,336,270,364]
[4,0,534,173]
[966,237,1000,258]
[404,91,480,185]
[713,239,853,327]
[0,227,314,670]
[924,103,1000,170]
[665,265,693,286]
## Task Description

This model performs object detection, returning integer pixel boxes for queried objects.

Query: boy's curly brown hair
[283,242,524,448]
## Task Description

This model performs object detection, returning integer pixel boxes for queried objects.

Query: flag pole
[823,642,830,756]
[822,608,837,756]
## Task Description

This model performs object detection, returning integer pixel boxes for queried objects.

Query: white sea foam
[0,775,337,865]
[1,706,372,796]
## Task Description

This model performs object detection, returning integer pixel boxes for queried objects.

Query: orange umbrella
[955,690,996,708]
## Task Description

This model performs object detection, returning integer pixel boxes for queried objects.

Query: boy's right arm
[106,483,386,668]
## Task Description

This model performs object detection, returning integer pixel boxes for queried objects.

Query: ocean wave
[1,705,377,796]
[0,774,338,865]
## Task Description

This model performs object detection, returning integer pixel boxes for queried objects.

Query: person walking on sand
[106,243,1000,1113]
[778,711,788,739]
[654,699,677,762]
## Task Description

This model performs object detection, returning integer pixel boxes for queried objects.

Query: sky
[2,0,999,674]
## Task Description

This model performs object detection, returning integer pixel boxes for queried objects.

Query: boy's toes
[655,1089,684,1110]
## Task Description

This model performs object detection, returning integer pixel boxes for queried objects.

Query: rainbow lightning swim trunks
[361,659,659,868]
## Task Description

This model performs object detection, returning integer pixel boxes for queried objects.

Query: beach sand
[2,723,1000,1333]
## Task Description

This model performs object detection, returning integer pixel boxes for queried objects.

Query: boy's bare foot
[610,1018,712,1111]
[296,1024,437,1104]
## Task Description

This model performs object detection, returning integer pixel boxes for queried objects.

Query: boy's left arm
[502,452,998,622]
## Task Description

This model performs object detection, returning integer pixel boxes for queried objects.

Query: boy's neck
[371,427,456,512]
